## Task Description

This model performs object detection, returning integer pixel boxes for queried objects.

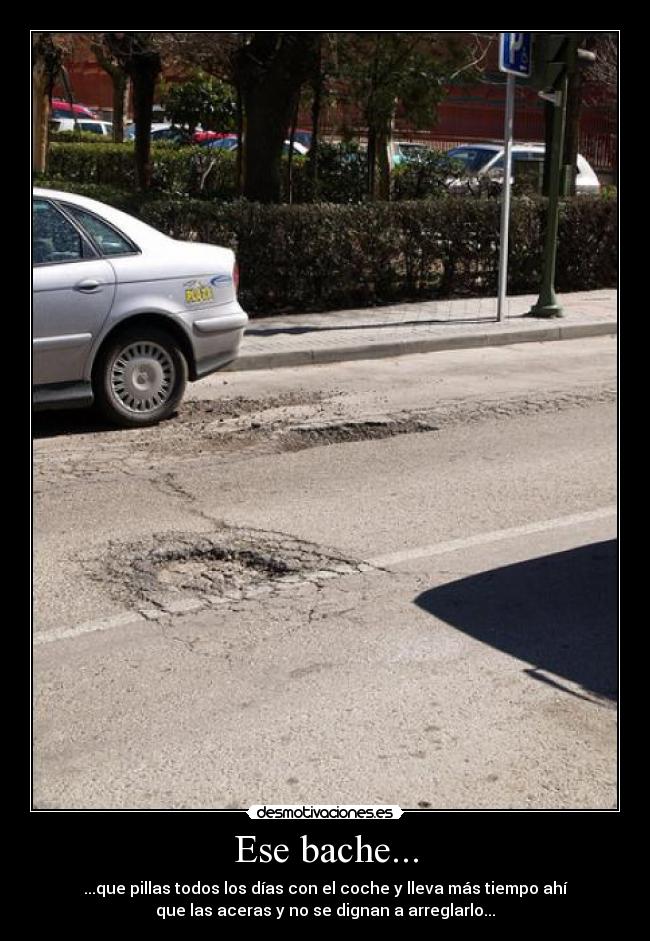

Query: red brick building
[398,80,616,176]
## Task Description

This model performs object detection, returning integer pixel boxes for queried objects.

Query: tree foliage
[331,32,481,199]
[38,31,513,203]
[161,71,237,134]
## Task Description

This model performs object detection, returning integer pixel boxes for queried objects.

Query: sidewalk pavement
[226,289,617,372]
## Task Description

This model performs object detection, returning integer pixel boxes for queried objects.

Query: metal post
[527,70,568,317]
[497,72,515,322]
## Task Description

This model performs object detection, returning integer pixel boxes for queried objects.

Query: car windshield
[447,147,497,173]
[209,138,238,150]
[398,144,431,160]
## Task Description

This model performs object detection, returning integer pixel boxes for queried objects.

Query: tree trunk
[132,65,158,190]
[367,117,393,201]
[286,99,299,204]
[107,69,129,143]
[32,33,62,175]
[367,126,377,199]
[91,42,128,143]
[103,34,161,191]
[242,89,294,203]
[33,59,50,173]
[112,76,129,143]
[307,39,323,197]
[377,108,395,201]
[234,33,320,203]
[376,125,391,201]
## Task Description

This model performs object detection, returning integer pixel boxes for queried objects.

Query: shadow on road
[32,407,181,440]
[245,317,495,337]
[32,407,115,439]
[415,540,618,701]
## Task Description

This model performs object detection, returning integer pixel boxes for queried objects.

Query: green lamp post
[527,67,568,318]
[523,33,595,319]
[525,34,573,318]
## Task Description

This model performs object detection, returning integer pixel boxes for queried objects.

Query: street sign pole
[497,72,515,322]
[497,32,532,322]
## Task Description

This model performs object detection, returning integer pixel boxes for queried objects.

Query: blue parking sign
[499,32,532,77]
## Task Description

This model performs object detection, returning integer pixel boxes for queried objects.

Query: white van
[51,118,113,136]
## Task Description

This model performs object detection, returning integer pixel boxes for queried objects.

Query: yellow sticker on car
[184,281,214,304]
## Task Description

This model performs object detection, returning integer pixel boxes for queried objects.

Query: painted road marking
[34,506,616,647]
[33,612,146,647]
[367,506,617,569]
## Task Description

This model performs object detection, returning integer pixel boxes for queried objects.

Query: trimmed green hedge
[47,142,240,199]
[33,183,617,315]
[50,130,115,144]
[47,141,460,204]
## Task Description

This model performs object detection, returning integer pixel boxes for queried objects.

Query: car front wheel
[94,327,188,427]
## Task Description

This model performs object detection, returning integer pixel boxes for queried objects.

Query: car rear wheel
[94,327,188,427]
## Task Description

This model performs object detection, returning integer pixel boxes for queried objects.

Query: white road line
[33,612,146,647]
[34,506,616,648]
[367,506,617,568]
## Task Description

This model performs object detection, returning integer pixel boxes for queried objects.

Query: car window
[400,144,430,160]
[497,152,585,171]
[78,122,107,134]
[61,205,138,256]
[448,147,498,173]
[515,152,543,163]
[209,138,238,150]
[491,152,544,170]
[32,199,95,265]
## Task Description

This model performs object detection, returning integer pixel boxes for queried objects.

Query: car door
[33,198,116,386]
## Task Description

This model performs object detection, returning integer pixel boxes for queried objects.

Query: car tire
[93,326,188,428]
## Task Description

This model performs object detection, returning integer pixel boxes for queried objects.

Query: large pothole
[91,527,370,616]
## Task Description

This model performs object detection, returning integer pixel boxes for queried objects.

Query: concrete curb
[226,319,617,372]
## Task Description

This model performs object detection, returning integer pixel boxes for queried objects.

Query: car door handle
[74,279,103,292]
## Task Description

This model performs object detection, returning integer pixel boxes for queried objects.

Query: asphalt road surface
[33,337,617,809]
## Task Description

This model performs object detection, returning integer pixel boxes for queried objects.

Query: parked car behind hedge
[51,99,98,120]
[51,118,113,136]
[447,143,601,195]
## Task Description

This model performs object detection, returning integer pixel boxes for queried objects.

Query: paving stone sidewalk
[227,289,617,371]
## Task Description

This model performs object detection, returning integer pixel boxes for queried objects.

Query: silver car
[33,188,248,426]
[446,143,601,195]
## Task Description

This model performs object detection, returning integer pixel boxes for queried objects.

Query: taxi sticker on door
[183,280,214,304]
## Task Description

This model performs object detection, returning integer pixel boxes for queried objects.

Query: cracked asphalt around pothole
[33,337,617,809]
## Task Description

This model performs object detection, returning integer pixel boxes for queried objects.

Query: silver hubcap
[110,341,175,414]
